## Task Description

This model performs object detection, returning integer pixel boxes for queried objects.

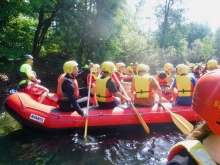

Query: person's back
[130,64,162,106]
[133,62,138,75]
[170,64,196,106]
[96,75,117,109]
[126,63,133,75]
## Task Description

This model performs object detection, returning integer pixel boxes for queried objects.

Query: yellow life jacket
[167,140,217,165]
[96,77,115,102]
[176,75,194,97]
[87,73,98,85]
[126,66,133,75]
[134,75,154,98]
[167,72,172,78]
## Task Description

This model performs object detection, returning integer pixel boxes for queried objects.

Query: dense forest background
[1,0,220,74]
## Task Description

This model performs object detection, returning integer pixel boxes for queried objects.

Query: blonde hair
[187,121,212,140]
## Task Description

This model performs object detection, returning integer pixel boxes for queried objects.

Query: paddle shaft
[160,103,194,134]
[84,69,92,139]
[113,73,150,134]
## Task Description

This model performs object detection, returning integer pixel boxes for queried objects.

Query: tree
[155,0,186,49]
[154,0,187,64]
[214,27,220,57]
[186,22,212,48]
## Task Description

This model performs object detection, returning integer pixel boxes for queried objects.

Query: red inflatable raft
[123,75,134,82]
[4,92,201,132]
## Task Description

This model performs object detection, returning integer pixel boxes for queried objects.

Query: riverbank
[0,65,160,94]
[0,71,59,94]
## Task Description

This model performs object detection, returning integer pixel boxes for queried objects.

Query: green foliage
[186,22,212,48]
[0,0,218,73]
[214,27,220,57]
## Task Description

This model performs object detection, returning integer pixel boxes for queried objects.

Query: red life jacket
[111,72,121,87]
[158,71,172,86]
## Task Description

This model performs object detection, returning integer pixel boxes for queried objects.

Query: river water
[0,82,186,165]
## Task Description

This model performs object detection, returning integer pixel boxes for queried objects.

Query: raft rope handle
[15,92,27,112]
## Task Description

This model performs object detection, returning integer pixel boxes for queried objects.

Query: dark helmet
[23,54,33,60]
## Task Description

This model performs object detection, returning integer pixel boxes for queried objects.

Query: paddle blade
[132,105,150,134]
[84,119,88,141]
[170,112,194,134]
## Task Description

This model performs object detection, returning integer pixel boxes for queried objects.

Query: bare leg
[38,91,48,103]
[46,93,58,102]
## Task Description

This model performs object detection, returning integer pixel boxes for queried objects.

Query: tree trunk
[32,6,58,57]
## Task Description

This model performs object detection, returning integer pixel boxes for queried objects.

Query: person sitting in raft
[57,60,94,118]
[112,62,131,103]
[207,59,218,71]
[158,63,174,90]
[87,64,101,95]
[126,62,134,75]
[112,62,131,91]
[130,64,162,106]
[200,64,207,76]
[192,65,201,80]
[17,54,57,103]
[133,62,139,75]
[169,64,196,106]
[166,69,220,165]
[95,61,131,109]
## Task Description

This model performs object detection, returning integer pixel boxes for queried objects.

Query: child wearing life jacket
[158,63,174,88]
[167,69,220,165]
[158,63,174,100]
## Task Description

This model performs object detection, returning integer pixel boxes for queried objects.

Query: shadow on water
[0,83,186,165]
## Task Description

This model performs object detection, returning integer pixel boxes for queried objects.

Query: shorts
[23,82,48,96]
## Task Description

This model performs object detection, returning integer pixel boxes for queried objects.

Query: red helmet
[192,69,220,135]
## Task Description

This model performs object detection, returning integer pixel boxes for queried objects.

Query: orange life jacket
[87,73,97,86]
[57,73,79,100]
[158,71,171,86]
[133,65,137,72]
[96,77,115,102]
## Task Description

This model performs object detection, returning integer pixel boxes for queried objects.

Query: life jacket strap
[178,89,193,93]
[96,94,112,98]
[136,90,152,94]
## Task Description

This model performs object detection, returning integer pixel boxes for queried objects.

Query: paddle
[84,69,92,140]
[113,73,150,134]
[159,103,194,134]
